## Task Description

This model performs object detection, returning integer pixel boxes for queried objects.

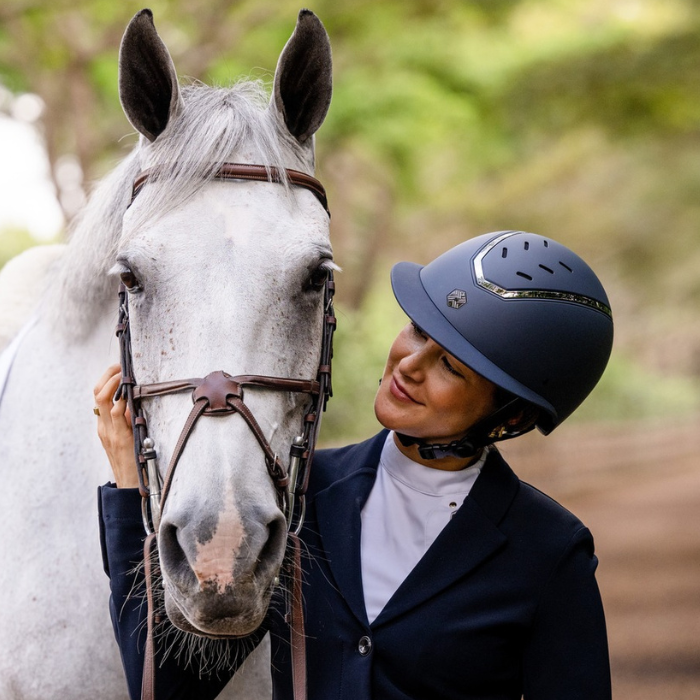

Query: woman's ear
[506,412,524,427]
[507,404,541,435]
[488,400,540,440]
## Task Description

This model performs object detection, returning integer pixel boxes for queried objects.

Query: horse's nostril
[158,522,195,588]
[257,513,287,580]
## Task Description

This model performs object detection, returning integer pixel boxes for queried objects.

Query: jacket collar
[312,431,386,627]
[313,435,520,629]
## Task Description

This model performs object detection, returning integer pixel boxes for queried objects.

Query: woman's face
[374,322,498,445]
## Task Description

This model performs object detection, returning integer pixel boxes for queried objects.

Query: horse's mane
[47,80,306,338]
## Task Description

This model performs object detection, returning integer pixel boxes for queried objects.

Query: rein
[115,163,335,700]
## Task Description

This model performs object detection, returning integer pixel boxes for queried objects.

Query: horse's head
[115,9,333,638]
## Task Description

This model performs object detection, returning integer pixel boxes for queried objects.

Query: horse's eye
[305,266,330,292]
[120,269,141,292]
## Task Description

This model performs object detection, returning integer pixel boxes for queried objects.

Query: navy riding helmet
[391,230,613,448]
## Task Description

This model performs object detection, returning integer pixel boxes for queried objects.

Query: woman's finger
[94,363,121,400]
[94,366,121,417]
[94,365,138,488]
[110,395,132,436]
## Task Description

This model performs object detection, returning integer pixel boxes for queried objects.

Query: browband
[131,162,330,217]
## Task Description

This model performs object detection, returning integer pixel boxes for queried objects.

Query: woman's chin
[374,389,412,432]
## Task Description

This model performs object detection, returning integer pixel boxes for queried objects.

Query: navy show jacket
[99,430,611,699]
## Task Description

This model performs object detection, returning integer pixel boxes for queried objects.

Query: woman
[96,230,614,699]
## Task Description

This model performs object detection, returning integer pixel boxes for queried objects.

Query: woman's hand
[94,364,139,488]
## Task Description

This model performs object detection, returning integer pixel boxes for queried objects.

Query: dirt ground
[502,420,700,699]
[566,463,700,699]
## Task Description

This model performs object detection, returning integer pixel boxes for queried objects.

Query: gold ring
[93,407,100,416]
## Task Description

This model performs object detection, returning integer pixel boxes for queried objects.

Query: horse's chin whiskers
[128,560,274,675]
[126,524,313,653]
[157,620,261,676]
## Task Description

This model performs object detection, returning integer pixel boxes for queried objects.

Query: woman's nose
[397,343,432,379]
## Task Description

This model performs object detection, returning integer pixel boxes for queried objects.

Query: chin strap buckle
[417,444,438,460]
[398,431,479,460]
[417,440,478,461]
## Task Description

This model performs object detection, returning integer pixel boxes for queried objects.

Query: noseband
[116,163,334,700]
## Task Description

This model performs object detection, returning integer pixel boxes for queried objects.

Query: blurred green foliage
[577,351,700,422]
[322,280,407,445]
[0,228,46,268]
[1,0,700,443]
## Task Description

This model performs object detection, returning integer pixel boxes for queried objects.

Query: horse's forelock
[125,80,308,234]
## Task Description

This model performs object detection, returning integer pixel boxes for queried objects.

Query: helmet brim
[391,261,557,426]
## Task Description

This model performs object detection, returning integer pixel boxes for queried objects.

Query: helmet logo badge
[446,289,467,309]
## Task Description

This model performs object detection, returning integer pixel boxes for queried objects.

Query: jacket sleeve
[522,526,612,700]
[98,484,268,700]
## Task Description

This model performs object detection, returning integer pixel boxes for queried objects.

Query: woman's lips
[390,375,420,404]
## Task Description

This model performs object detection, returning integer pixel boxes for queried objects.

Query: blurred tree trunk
[323,145,396,310]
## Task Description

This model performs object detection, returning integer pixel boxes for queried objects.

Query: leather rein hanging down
[115,163,335,700]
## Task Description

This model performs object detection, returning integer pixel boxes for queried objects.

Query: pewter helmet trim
[473,231,612,318]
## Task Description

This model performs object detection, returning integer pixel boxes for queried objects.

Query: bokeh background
[1,0,698,697]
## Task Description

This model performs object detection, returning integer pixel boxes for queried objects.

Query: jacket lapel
[313,432,387,627]
[312,440,520,630]
[371,449,520,628]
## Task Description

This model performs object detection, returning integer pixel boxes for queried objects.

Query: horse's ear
[271,10,332,144]
[119,9,182,142]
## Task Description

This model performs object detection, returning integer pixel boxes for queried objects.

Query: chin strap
[396,398,532,460]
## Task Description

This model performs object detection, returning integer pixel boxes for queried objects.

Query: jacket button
[358,635,372,656]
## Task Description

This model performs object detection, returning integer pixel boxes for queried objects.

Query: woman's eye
[442,356,463,378]
[411,322,427,339]
[120,269,141,291]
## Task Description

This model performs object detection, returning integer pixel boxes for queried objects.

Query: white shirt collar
[379,432,489,497]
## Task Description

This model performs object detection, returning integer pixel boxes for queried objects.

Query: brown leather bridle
[115,163,335,700]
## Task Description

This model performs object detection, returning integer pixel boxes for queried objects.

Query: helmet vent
[468,230,612,335]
